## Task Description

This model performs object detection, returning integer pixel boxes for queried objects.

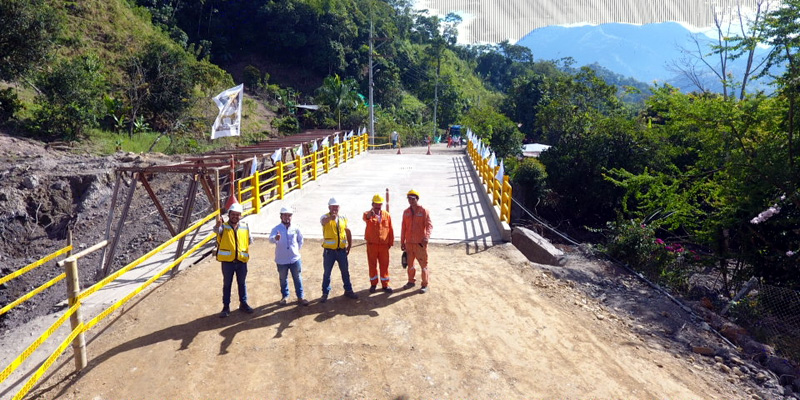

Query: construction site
[0,132,790,399]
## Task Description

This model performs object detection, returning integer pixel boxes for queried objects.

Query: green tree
[33,54,107,140]
[462,103,522,159]
[0,0,61,81]
[315,74,361,129]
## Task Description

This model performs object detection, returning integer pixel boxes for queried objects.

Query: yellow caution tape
[78,211,218,302]
[85,233,215,331]
[0,246,72,286]
[0,273,65,317]
[13,318,85,400]
[0,302,77,384]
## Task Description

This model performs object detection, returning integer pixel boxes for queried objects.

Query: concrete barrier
[511,226,566,266]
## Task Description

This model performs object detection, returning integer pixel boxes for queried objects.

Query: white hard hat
[280,206,294,214]
[328,197,339,206]
[228,203,243,214]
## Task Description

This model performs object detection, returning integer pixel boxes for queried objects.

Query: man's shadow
[218,287,419,354]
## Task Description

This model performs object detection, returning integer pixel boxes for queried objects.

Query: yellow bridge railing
[466,140,512,223]
[0,133,369,400]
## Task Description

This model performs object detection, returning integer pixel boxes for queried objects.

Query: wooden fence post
[64,257,87,370]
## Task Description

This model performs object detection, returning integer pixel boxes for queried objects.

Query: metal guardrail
[1,134,369,399]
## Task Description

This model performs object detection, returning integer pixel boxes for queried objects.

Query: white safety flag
[271,149,282,163]
[495,159,505,182]
[211,84,244,139]
[312,140,318,152]
[334,135,340,145]
[488,152,496,168]
[296,145,303,157]
[322,136,330,148]
[250,156,258,176]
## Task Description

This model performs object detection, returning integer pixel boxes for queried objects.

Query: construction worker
[215,202,255,317]
[401,189,433,293]
[391,131,399,148]
[269,206,309,306]
[320,197,359,302]
[363,194,394,293]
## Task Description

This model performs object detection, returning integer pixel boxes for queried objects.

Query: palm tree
[315,74,361,129]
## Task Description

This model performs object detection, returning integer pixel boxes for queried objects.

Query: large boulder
[511,226,566,266]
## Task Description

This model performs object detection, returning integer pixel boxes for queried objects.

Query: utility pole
[369,17,375,146]
[432,44,440,141]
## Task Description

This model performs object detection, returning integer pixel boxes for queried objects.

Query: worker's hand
[422,238,428,247]
[275,232,281,241]
[401,243,406,251]
[346,246,351,255]
[215,215,223,227]
[368,210,375,218]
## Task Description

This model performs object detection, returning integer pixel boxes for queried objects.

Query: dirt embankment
[26,241,786,399]
[0,133,197,333]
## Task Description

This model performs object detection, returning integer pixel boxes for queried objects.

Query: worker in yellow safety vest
[215,202,254,317]
[319,197,359,303]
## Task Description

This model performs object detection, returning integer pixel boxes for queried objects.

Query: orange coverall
[400,205,433,286]
[363,209,394,287]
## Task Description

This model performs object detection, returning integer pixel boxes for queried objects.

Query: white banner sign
[211,84,244,139]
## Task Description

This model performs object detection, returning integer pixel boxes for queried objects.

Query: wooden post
[385,188,390,213]
[324,148,330,173]
[64,257,87,370]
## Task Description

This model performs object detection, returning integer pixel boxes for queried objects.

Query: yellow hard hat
[407,189,420,198]
[372,194,384,204]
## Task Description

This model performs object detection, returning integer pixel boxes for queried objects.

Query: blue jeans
[221,261,248,306]
[277,260,304,299]
[322,248,353,295]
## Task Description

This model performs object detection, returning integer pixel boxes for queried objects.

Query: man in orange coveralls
[363,194,394,293]
[401,189,433,293]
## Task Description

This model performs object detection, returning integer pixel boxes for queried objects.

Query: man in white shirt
[269,206,309,306]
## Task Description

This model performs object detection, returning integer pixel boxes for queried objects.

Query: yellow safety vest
[216,221,250,262]
[322,215,348,249]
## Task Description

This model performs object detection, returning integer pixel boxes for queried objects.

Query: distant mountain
[517,22,774,93]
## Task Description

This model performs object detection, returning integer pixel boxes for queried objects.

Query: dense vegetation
[0,0,797,300]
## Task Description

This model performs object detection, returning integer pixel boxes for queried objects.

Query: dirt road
[27,239,762,399]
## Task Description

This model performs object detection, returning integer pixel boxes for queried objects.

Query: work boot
[320,293,329,303]
[383,286,394,294]
[420,286,428,293]
[299,298,310,306]
[280,296,289,305]
[344,291,359,299]
[219,305,231,318]
[369,285,377,293]
[240,302,254,313]
[403,282,415,290]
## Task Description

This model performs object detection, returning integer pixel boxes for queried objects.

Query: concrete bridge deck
[248,144,502,245]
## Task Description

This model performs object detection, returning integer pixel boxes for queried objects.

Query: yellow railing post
[324,147,330,173]
[335,144,341,168]
[296,156,303,189]
[252,171,261,214]
[64,257,87,370]
[277,161,285,199]
[312,150,318,181]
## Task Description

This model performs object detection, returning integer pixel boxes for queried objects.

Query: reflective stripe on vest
[322,217,348,249]
[217,222,250,262]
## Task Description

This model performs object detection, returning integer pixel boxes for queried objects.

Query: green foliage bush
[601,219,694,291]
[0,0,61,81]
[511,157,548,208]
[32,54,107,140]
[0,88,22,122]
[271,115,300,134]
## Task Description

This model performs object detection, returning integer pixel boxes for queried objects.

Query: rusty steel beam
[138,173,177,237]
